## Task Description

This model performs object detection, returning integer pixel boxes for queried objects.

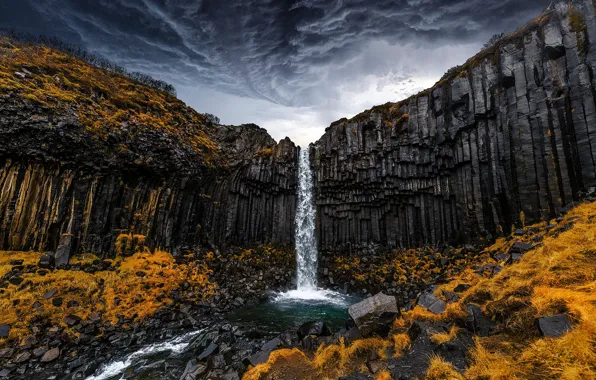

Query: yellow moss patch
[0,250,215,344]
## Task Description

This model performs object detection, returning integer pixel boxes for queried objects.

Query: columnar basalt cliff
[0,89,297,261]
[312,0,596,252]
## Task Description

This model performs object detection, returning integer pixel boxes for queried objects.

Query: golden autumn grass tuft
[243,202,596,380]
[0,249,215,344]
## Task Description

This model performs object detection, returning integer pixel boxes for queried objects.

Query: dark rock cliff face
[0,96,297,261]
[312,0,596,252]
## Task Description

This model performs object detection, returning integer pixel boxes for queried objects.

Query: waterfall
[295,148,318,290]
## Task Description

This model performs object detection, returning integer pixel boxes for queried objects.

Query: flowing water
[88,147,355,379]
[295,148,318,290]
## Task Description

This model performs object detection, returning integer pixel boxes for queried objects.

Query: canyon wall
[0,95,297,262]
[312,0,596,252]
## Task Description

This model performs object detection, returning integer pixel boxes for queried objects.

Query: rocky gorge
[1,0,596,379]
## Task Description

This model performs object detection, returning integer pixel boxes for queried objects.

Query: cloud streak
[0,0,551,145]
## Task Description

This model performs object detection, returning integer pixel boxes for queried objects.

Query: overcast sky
[1,0,551,147]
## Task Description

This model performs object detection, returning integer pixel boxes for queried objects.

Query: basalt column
[312,0,596,252]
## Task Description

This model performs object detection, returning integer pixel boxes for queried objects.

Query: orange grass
[0,250,215,344]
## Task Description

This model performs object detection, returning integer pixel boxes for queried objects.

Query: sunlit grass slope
[244,201,596,380]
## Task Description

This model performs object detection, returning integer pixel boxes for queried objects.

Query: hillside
[0,36,298,259]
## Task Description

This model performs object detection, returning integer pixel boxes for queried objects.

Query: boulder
[41,347,60,363]
[418,292,446,314]
[348,293,399,337]
[537,314,572,337]
[44,289,57,299]
[180,359,207,380]
[38,254,55,269]
[0,348,14,359]
[0,325,10,338]
[465,304,494,337]
[63,315,81,326]
[198,343,218,361]
[297,321,331,340]
[13,351,31,363]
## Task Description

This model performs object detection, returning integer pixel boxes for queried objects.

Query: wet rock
[198,343,219,361]
[260,337,281,352]
[537,314,572,338]
[348,293,399,337]
[41,347,60,363]
[418,292,446,314]
[180,359,207,380]
[297,321,331,340]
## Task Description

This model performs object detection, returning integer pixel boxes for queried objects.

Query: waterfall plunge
[274,148,346,302]
[295,148,318,290]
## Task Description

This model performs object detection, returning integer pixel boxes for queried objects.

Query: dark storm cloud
[1,0,551,109]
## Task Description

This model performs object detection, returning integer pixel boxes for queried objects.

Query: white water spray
[295,148,318,290]
[274,148,350,303]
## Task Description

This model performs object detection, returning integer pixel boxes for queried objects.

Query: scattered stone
[207,354,226,369]
[67,300,80,308]
[442,290,459,304]
[0,369,13,378]
[510,242,533,253]
[198,343,218,361]
[260,337,281,352]
[348,293,399,337]
[366,360,385,374]
[44,289,57,299]
[63,315,82,326]
[180,359,207,380]
[0,348,14,359]
[465,304,495,337]
[13,351,31,363]
[418,292,446,314]
[40,347,60,363]
[537,314,572,338]
[135,271,146,277]
[453,284,471,293]
[246,350,272,367]
[0,325,10,338]
[52,297,63,307]
[297,321,331,340]
[33,347,48,358]
[9,260,24,266]
[8,276,23,286]
[38,255,55,269]
[494,253,511,264]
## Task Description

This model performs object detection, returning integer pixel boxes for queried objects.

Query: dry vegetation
[243,201,596,379]
[0,36,219,165]
[0,248,215,344]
